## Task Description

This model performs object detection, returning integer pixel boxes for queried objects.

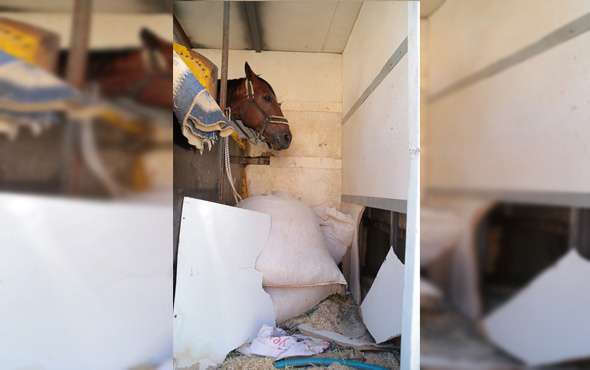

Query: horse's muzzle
[272,132,292,150]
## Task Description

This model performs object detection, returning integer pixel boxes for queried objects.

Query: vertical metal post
[401,2,420,369]
[219,1,230,203]
[66,0,92,89]
[63,0,92,194]
[219,2,230,112]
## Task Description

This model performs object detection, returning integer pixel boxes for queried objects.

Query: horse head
[87,28,173,109]
[228,62,292,150]
[140,28,173,75]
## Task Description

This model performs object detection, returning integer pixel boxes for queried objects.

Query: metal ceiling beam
[244,2,262,53]
[173,14,193,48]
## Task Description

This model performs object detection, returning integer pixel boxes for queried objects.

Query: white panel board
[342,1,408,115]
[360,247,405,343]
[483,249,590,366]
[428,30,590,194]
[342,54,410,202]
[173,197,275,369]
[0,194,172,370]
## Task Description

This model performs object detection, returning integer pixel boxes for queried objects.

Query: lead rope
[224,107,243,205]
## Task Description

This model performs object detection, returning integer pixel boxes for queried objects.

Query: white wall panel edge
[401,2,420,370]
[426,188,590,208]
[341,195,407,214]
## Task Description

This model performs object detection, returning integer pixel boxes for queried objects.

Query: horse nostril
[284,133,292,144]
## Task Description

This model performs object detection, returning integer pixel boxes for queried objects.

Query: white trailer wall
[342,2,420,368]
[424,0,590,205]
[195,49,343,207]
[341,1,410,211]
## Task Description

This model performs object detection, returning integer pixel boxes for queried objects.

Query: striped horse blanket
[172,50,233,152]
[0,50,93,139]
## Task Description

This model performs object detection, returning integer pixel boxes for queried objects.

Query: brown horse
[220,63,292,150]
[82,29,173,109]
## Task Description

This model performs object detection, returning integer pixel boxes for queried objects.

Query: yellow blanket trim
[173,43,215,94]
[0,23,40,65]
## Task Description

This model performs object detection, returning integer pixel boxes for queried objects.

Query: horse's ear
[245,62,256,80]
[141,28,160,49]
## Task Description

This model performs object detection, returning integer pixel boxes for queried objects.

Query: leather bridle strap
[237,78,289,141]
[128,47,172,98]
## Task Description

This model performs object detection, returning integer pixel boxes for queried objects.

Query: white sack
[312,204,355,265]
[239,191,347,288]
[265,285,345,323]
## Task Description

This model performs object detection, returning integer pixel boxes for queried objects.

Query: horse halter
[128,47,172,99]
[233,78,289,143]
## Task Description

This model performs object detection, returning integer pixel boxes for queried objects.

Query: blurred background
[420,0,590,368]
[0,0,173,369]
[0,0,172,197]
[3,0,590,368]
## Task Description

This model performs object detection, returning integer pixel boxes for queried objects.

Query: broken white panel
[483,249,590,367]
[340,202,365,304]
[360,247,405,343]
[0,193,172,370]
[173,197,275,370]
[298,324,393,351]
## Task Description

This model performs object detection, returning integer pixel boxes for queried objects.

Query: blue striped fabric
[0,50,89,129]
[172,50,233,151]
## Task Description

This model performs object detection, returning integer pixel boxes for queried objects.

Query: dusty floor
[219,293,400,369]
[420,305,519,367]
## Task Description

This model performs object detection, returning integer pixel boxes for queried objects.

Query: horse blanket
[172,50,233,152]
[0,50,91,139]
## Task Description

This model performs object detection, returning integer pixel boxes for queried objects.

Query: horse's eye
[263,95,272,102]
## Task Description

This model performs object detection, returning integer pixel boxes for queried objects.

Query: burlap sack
[239,191,347,288]
[264,284,345,323]
[312,204,355,265]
